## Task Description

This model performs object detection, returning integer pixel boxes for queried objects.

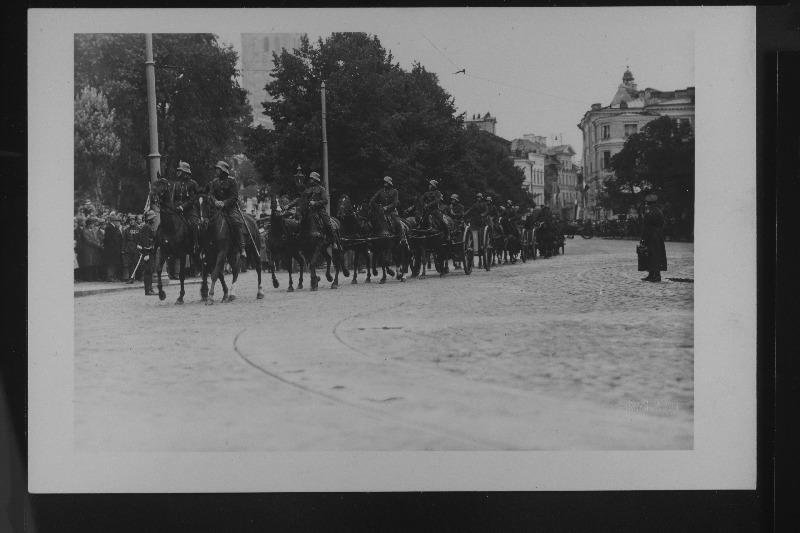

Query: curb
[74,278,205,298]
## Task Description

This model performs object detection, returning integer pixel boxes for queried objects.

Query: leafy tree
[74,33,251,212]
[244,32,526,208]
[74,86,121,203]
[605,115,694,218]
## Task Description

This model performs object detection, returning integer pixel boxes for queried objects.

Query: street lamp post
[145,34,160,184]
[320,81,330,215]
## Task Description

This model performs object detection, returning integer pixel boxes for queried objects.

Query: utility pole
[145,34,160,184]
[320,81,330,215]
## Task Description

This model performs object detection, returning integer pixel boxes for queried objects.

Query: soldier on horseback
[448,194,464,225]
[370,176,408,245]
[285,171,340,249]
[173,161,201,254]
[209,160,247,260]
[485,195,500,238]
[420,180,450,242]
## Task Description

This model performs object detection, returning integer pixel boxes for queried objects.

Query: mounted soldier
[448,194,464,225]
[209,160,246,260]
[173,161,201,253]
[420,180,450,242]
[485,195,500,237]
[284,171,340,250]
[369,176,408,245]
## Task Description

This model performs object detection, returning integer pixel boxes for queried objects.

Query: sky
[213,8,695,162]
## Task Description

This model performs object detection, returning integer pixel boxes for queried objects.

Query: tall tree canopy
[605,116,694,218]
[74,86,121,203]
[74,33,251,212]
[244,32,525,208]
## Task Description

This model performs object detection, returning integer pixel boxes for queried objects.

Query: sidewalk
[73,276,205,297]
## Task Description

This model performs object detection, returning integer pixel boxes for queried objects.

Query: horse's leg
[295,251,305,290]
[371,250,378,277]
[254,246,264,300]
[420,245,427,278]
[199,252,209,301]
[269,246,280,288]
[351,248,359,284]
[206,250,225,305]
[226,251,238,302]
[323,247,334,283]
[175,254,186,304]
[307,247,319,291]
[385,243,395,278]
[156,249,168,301]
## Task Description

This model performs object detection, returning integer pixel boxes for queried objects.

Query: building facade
[465,112,497,135]
[511,135,578,218]
[578,68,695,219]
[241,33,305,129]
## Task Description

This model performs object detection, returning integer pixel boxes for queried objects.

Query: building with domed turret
[578,68,694,219]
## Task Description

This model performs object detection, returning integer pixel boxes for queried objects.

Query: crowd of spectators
[74,199,146,283]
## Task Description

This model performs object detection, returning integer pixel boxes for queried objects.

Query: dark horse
[266,196,306,292]
[149,177,203,305]
[293,194,348,291]
[499,215,522,264]
[197,192,264,304]
[336,194,373,284]
[406,200,454,278]
[364,202,410,283]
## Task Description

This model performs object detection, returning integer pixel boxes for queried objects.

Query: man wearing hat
[640,194,667,282]
[284,171,339,248]
[370,176,407,244]
[174,161,201,253]
[209,160,247,259]
[102,213,124,282]
[485,195,499,238]
[448,194,464,225]
[420,180,450,241]
[137,210,158,295]
[123,214,141,282]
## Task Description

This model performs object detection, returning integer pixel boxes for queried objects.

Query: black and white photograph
[28,7,756,492]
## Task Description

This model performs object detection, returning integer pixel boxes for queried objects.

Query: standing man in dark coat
[137,210,158,295]
[370,176,407,244]
[102,214,124,281]
[209,161,247,259]
[123,214,141,283]
[80,216,102,281]
[640,194,668,282]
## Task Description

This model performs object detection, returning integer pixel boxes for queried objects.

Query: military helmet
[144,210,157,221]
[450,194,459,201]
[309,172,321,182]
[383,176,393,186]
[486,196,492,202]
[429,179,438,189]
[645,194,658,204]
[476,192,483,199]
[177,161,192,174]
[215,161,230,174]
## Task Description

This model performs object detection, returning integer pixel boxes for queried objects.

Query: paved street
[74,238,694,451]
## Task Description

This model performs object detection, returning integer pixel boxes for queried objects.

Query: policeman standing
[123,214,141,283]
[640,194,668,282]
[137,210,158,295]
[209,161,247,260]
[174,161,201,253]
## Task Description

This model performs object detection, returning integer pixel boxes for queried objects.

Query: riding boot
[236,225,247,258]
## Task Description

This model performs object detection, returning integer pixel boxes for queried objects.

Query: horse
[364,202,410,284]
[412,207,458,277]
[499,216,522,264]
[197,192,264,304]
[266,197,306,292]
[336,194,374,284]
[486,216,505,267]
[149,176,204,305]
[293,195,348,291]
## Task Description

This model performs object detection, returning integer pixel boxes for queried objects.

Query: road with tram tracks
[74,237,694,451]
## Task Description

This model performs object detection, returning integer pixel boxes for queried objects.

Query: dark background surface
[4,2,794,531]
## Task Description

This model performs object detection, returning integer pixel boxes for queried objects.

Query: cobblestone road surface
[74,238,694,450]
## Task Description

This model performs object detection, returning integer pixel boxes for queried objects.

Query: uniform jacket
[449,203,465,220]
[174,177,200,215]
[209,176,240,213]
[370,187,399,214]
[137,224,156,254]
[102,223,124,266]
[421,189,443,212]
[123,224,141,254]
[641,206,668,271]
[485,202,499,218]
[464,200,488,226]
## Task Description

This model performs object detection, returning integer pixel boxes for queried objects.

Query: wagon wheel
[462,226,474,275]
[482,226,492,271]
[520,230,527,263]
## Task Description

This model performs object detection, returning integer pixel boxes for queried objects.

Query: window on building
[624,124,638,137]
[602,125,610,139]
[601,151,611,170]
[263,39,270,53]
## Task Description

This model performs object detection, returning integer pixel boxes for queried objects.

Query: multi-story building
[511,134,578,218]
[578,68,694,219]
[241,33,305,129]
[465,112,498,135]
